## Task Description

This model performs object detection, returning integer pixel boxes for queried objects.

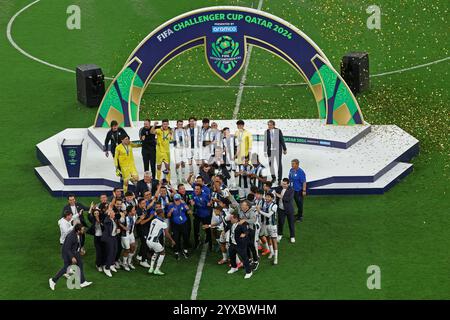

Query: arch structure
[94,6,364,127]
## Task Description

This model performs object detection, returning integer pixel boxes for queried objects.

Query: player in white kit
[185,117,202,175]
[222,127,237,187]
[173,120,188,184]
[119,205,137,271]
[256,193,279,265]
[146,208,176,275]
[200,118,212,163]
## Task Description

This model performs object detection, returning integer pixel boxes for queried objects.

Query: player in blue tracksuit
[288,159,307,222]
[168,194,191,259]
[190,184,212,250]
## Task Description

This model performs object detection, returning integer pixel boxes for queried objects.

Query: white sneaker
[277,236,282,242]
[140,261,151,268]
[48,278,56,291]
[136,255,142,261]
[123,264,130,272]
[148,267,154,274]
[128,263,135,270]
[268,254,273,260]
[103,268,112,277]
[290,237,296,243]
[97,266,103,272]
[227,267,239,274]
[110,266,118,273]
[115,262,121,269]
[80,281,93,288]
[244,272,253,279]
[273,257,278,265]
[153,269,165,276]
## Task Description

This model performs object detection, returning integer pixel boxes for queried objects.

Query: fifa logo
[211,36,240,74]
[68,148,78,165]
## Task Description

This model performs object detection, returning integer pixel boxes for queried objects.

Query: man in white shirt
[58,211,74,245]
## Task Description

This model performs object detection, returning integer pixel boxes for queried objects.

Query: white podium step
[35,166,114,197]
[308,162,413,194]
[35,120,419,197]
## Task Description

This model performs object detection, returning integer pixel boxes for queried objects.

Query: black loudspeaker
[76,64,105,107]
[340,52,369,94]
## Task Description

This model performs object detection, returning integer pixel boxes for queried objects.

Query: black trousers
[80,234,85,248]
[52,253,86,283]
[229,244,251,273]
[172,222,189,253]
[293,190,304,219]
[115,235,122,261]
[103,238,117,269]
[185,215,192,248]
[278,208,296,238]
[137,227,150,261]
[193,215,212,247]
[93,236,105,267]
[142,147,156,177]
[247,228,259,261]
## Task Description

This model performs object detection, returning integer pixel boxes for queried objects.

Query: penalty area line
[6,0,76,74]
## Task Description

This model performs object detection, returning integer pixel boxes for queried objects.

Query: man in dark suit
[275,178,296,243]
[101,209,119,277]
[135,172,160,198]
[139,119,157,178]
[61,194,89,253]
[227,213,253,279]
[104,120,128,158]
[61,194,89,219]
[264,120,287,185]
[49,224,92,290]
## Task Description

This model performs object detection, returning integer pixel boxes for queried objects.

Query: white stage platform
[35,119,419,196]
[88,119,371,150]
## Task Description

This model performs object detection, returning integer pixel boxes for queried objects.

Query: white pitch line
[6,0,76,74]
[370,56,450,77]
[190,244,208,300]
[6,0,450,89]
[232,45,255,118]
[232,0,264,119]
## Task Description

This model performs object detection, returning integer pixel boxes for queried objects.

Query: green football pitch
[0,0,449,300]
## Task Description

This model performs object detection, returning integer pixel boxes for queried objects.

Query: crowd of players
[49,118,307,289]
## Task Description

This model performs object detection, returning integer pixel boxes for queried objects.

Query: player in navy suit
[49,224,92,290]
[226,213,253,279]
